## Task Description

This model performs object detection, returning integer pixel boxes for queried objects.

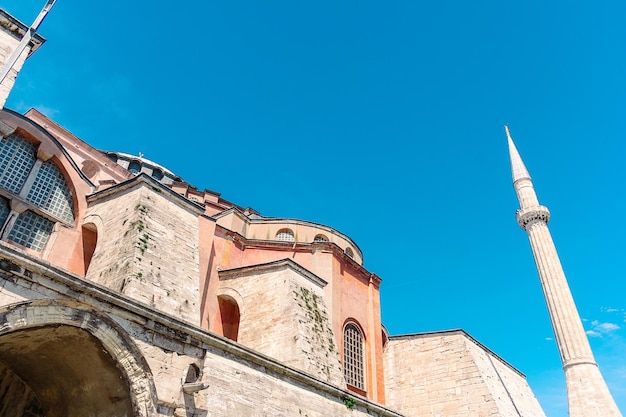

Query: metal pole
[0,0,57,85]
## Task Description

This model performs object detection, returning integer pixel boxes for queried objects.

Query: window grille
[313,234,329,242]
[151,169,164,181]
[345,247,354,258]
[0,133,75,252]
[276,229,295,242]
[27,160,74,223]
[128,161,142,175]
[343,323,365,390]
[0,134,36,194]
[9,210,53,252]
[0,196,9,226]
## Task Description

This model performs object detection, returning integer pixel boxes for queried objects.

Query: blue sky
[3,1,625,415]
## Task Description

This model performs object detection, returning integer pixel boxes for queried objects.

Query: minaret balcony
[516,206,551,230]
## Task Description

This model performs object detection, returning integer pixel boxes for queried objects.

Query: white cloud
[596,322,620,333]
[586,320,620,337]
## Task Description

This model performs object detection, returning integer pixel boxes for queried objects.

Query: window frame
[0,133,75,253]
[343,321,366,392]
[275,228,295,242]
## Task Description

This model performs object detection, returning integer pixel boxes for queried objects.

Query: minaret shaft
[507,128,622,417]
[526,221,593,364]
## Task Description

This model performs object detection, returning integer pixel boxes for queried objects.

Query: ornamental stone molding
[516,206,550,230]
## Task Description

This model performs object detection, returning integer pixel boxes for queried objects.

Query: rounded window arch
[217,295,240,342]
[275,228,295,242]
[151,168,164,181]
[0,133,75,252]
[104,152,118,163]
[0,133,36,193]
[313,234,329,243]
[343,321,365,391]
[127,160,142,175]
[344,247,354,258]
[0,300,157,416]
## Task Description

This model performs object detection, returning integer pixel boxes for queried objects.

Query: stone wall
[218,259,345,387]
[383,331,546,417]
[0,242,404,417]
[85,176,202,324]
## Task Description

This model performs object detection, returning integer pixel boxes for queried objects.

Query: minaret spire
[505,126,530,183]
[507,127,622,417]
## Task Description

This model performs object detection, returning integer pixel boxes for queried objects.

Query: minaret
[506,126,622,417]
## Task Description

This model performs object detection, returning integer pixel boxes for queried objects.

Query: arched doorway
[0,300,157,417]
[0,325,132,416]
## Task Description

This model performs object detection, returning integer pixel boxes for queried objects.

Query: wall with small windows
[214,211,364,265]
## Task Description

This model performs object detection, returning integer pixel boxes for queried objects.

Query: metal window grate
[128,161,142,175]
[0,134,36,194]
[313,234,329,242]
[276,229,295,242]
[0,196,9,227]
[9,210,53,252]
[27,160,74,223]
[343,323,365,390]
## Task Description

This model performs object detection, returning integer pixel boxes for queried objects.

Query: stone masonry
[383,331,546,417]
[0,241,404,417]
[218,259,345,386]
[85,176,204,325]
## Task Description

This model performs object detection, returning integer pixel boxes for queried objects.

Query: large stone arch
[0,299,158,416]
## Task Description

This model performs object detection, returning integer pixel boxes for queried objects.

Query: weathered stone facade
[384,332,546,417]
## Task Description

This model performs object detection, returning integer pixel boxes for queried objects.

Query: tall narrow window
[343,322,365,390]
[218,295,240,342]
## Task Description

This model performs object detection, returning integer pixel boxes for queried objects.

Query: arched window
[151,168,164,181]
[184,363,201,384]
[27,160,74,223]
[0,133,75,252]
[0,134,37,193]
[343,322,365,390]
[345,247,354,258]
[313,234,329,242]
[104,152,118,162]
[82,223,98,275]
[127,160,142,175]
[275,228,295,242]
